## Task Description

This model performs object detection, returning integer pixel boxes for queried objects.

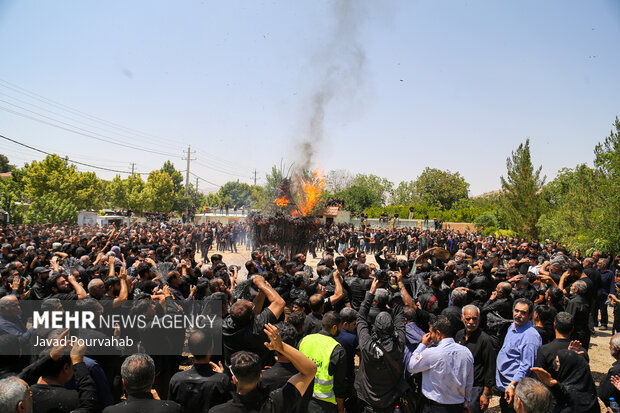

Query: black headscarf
[554,349,598,413]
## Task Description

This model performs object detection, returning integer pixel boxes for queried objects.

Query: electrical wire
[0,133,144,174]
[0,77,179,148]
[0,90,182,153]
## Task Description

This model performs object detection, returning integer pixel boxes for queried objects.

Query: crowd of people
[0,221,619,413]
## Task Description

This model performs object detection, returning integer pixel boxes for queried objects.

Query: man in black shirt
[599,333,620,410]
[168,330,231,412]
[103,354,180,413]
[19,332,98,413]
[210,323,316,413]
[566,280,591,349]
[455,305,496,413]
[29,267,51,300]
[46,273,88,300]
[347,263,372,311]
[534,312,586,376]
[223,275,285,367]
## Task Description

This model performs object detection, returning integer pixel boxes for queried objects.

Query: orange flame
[274,196,290,207]
[294,168,326,216]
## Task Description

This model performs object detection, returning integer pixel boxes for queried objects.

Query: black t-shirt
[222,308,278,366]
[168,364,231,412]
[208,382,301,413]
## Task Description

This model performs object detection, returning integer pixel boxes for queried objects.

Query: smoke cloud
[295,0,368,173]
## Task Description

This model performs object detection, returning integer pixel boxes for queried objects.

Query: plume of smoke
[295,0,368,174]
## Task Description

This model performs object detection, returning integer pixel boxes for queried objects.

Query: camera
[375,269,388,283]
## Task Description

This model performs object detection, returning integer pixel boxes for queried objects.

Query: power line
[0,105,183,158]
[0,77,179,148]
[0,133,146,174]
[0,90,181,153]
[0,79,253,178]
[193,159,248,178]
[189,171,221,188]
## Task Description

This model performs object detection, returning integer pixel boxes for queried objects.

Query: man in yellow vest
[299,311,347,413]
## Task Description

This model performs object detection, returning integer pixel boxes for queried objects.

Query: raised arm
[68,274,88,299]
[328,270,344,305]
[253,275,285,319]
[264,323,317,396]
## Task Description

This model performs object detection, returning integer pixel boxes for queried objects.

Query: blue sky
[0,0,618,195]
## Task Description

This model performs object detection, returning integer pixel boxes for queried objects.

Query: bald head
[497,282,512,298]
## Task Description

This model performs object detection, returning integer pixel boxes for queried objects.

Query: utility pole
[182,146,196,196]
[253,169,257,186]
[130,163,135,176]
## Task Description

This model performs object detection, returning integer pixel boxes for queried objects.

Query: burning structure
[248,168,325,258]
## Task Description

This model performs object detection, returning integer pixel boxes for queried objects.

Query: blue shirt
[407,338,474,405]
[496,321,542,390]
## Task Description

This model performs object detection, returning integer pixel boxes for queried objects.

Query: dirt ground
[213,244,613,412]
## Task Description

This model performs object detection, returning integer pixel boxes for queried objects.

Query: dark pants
[499,395,516,413]
[593,295,609,327]
[308,399,338,413]
[362,402,392,413]
[469,386,484,413]
[423,400,464,413]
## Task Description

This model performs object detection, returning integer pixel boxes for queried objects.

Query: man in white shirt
[407,315,474,413]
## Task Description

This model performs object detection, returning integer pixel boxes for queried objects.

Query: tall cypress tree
[500,139,546,239]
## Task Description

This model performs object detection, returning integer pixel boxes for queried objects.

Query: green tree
[203,193,222,207]
[124,174,146,213]
[0,167,26,222]
[218,181,253,207]
[592,117,620,252]
[537,165,603,251]
[264,165,285,200]
[500,139,546,239]
[351,174,393,206]
[25,193,78,224]
[338,185,381,213]
[474,211,500,230]
[160,161,185,193]
[390,180,419,205]
[250,185,267,209]
[414,167,469,210]
[143,170,175,212]
[106,175,126,209]
[0,154,15,173]
[23,155,103,211]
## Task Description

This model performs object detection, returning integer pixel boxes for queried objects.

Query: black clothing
[481,296,512,320]
[103,392,181,413]
[441,305,463,336]
[303,312,323,336]
[260,361,312,413]
[547,350,599,413]
[455,328,496,388]
[30,281,50,300]
[222,307,277,366]
[208,382,301,413]
[168,363,231,413]
[347,277,372,311]
[534,338,573,377]
[566,294,591,349]
[30,362,98,413]
[599,359,620,407]
[355,291,405,409]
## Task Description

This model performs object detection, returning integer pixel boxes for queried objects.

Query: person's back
[168,330,231,413]
[355,279,406,411]
[407,315,474,410]
[168,365,230,413]
[210,324,316,413]
[103,354,181,413]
